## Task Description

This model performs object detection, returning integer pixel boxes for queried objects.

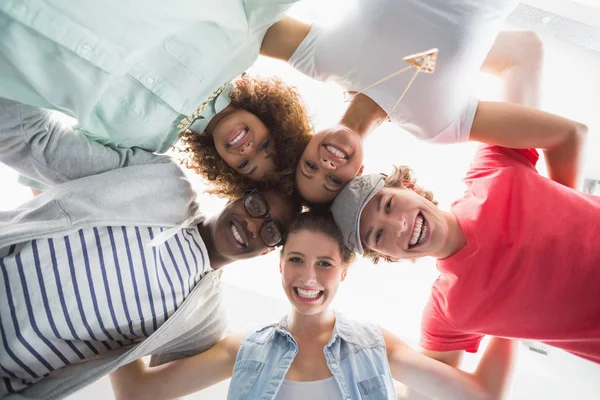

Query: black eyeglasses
[243,189,284,247]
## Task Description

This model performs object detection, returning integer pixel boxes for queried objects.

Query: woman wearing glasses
[110,212,514,400]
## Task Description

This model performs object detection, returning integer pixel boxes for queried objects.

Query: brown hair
[364,165,437,264]
[284,211,356,265]
[178,74,313,199]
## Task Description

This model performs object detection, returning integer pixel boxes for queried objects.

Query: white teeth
[409,214,426,247]
[230,224,244,246]
[229,129,247,146]
[325,145,347,159]
[297,288,322,299]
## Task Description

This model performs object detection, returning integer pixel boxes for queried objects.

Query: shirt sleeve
[467,144,539,174]
[0,98,165,187]
[420,294,484,353]
[288,25,322,80]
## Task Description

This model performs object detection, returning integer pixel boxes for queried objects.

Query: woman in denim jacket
[109,212,514,400]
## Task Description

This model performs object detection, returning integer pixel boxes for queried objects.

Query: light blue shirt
[228,312,397,400]
[0,0,298,152]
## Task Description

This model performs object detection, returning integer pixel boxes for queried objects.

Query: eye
[375,230,383,245]
[317,261,332,268]
[259,139,270,151]
[289,257,302,263]
[305,161,317,170]
[238,160,249,169]
[385,198,392,214]
[329,176,342,185]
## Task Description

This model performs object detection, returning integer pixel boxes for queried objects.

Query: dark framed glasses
[243,189,284,247]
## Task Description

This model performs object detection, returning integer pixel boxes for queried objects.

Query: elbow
[575,121,588,138]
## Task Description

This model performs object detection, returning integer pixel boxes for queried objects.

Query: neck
[338,93,387,139]
[436,211,468,259]
[197,222,229,269]
[286,309,336,337]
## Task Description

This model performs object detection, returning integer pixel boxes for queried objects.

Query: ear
[279,258,283,275]
[357,164,365,176]
[340,268,348,282]
[261,247,276,256]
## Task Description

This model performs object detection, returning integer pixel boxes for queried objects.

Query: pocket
[358,374,392,400]
[230,359,264,399]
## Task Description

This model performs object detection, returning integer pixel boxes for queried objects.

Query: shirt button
[146,77,155,85]
[81,45,93,54]
[330,363,338,370]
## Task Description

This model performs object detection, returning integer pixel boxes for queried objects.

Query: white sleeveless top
[275,376,343,400]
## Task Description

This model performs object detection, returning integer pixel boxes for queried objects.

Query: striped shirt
[0,225,209,395]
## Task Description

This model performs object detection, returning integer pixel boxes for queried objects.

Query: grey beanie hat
[331,174,386,255]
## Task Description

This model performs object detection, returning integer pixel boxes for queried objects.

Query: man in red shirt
[330,106,598,368]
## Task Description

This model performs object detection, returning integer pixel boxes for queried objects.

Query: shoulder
[336,314,385,348]
[469,145,539,172]
[243,323,279,345]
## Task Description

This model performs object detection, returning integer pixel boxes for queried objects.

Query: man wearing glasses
[0,98,301,399]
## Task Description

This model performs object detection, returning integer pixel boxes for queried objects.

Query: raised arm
[260,17,311,62]
[0,98,166,187]
[383,330,515,400]
[110,332,243,400]
[470,102,587,189]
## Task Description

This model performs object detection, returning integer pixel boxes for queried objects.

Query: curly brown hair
[178,74,313,199]
[364,165,437,264]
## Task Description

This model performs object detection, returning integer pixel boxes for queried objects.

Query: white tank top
[275,376,343,400]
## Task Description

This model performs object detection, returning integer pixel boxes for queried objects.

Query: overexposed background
[1,0,600,399]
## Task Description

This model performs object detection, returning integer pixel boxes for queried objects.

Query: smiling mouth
[293,287,324,302]
[323,144,348,160]
[230,222,247,248]
[227,128,248,148]
[408,212,428,249]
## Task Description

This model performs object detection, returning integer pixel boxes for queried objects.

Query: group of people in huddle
[0,0,598,399]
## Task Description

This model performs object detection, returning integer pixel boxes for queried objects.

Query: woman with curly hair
[0,1,312,198]
[178,73,312,198]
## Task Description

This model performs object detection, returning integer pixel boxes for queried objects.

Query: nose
[300,264,318,285]
[392,216,408,238]
[320,157,336,170]
[240,141,255,155]
[243,217,258,240]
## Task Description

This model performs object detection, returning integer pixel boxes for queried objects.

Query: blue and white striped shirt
[0,225,209,394]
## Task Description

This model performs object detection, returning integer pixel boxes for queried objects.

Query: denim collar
[272,311,355,346]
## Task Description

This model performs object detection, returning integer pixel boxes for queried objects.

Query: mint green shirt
[0,0,298,152]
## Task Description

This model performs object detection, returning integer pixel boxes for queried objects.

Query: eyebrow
[300,168,314,180]
[364,194,382,245]
[377,194,384,213]
[322,184,340,193]
[287,251,305,257]
[365,228,372,247]
[244,165,258,176]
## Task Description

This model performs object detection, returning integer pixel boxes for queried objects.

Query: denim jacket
[228,312,397,400]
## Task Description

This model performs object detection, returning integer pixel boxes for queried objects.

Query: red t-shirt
[420,145,600,364]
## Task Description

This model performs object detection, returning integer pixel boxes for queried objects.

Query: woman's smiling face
[296,126,365,203]
[210,106,276,181]
[280,229,348,315]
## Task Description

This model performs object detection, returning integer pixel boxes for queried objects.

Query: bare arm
[480,31,544,108]
[384,330,515,400]
[470,101,588,189]
[109,333,243,400]
[260,17,311,62]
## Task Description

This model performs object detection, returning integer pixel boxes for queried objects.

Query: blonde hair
[364,165,437,264]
